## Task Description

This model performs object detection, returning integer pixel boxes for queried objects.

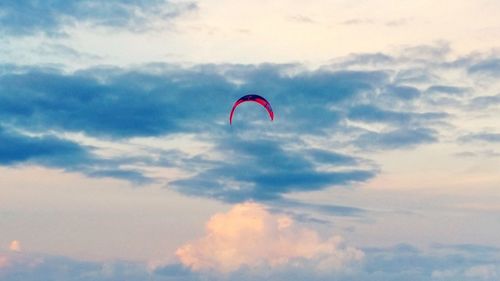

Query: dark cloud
[468,58,500,77]
[385,85,421,100]
[306,148,359,165]
[273,198,367,217]
[0,127,87,165]
[0,58,449,201]
[0,66,232,138]
[0,126,154,183]
[171,137,375,203]
[426,85,468,95]
[0,0,197,36]
[0,64,390,138]
[87,169,152,184]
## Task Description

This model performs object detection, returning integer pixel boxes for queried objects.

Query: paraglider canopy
[229,94,274,125]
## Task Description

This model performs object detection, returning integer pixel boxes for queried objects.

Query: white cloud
[176,202,364,273]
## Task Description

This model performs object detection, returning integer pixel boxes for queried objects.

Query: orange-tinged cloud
[176,202,363,273]
[9,240,21,252]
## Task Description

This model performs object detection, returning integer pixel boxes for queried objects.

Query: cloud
[384,18,411,27]
[0,242,497,281]
[175,202,364,273]
[0,50,458,196]
[305,149,359,165]
[8,241,20,252]
[332,53,395,68]
[399,42,451,61]
[171,138,375,202]
[468,58,500,77]
[0,54,457,209]
[0,62,440,141]
[0,0,198,36]
[384,85,421,99]
[0,68,190,138]
[338,18,412,28]
[432,243,500,254]
[38,43,102,61]
[355,128,438,150]
[0,127,88,165]
[0,255,8,269]
[1,62,390,194]
[0,126,154,183]
[347,105,445,126]
[469,94,500,109]
[465,265,498,280]
[339,18,375,25]
[0,251,152,281]
[426,85,468,96]
[273,199,367,218]
[288,15,315,24]
[459,132,500,143]
[340,243,500,281]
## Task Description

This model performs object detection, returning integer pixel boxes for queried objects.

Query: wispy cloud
[339,18,375,25]
[469,94,500,109]
[339,18,412,27]
[354,128,438,150]
[459,132,500,143]
[288,15,316,24]
[0,0,197,36]
[426,85,468,96]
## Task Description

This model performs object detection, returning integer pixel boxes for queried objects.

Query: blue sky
[1,0,500,280]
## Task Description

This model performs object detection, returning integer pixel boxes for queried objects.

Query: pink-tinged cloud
[9,240,21,252]
[0,255,9,269]
[176,202,364,273]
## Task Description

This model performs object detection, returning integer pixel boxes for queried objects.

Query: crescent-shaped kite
[229,94,274,125]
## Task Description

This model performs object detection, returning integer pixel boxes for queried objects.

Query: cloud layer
[0,51,462,204]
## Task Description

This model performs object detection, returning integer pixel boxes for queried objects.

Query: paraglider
[229,94,274,125]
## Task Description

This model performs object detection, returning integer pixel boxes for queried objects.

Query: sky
[1,0,500,280]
